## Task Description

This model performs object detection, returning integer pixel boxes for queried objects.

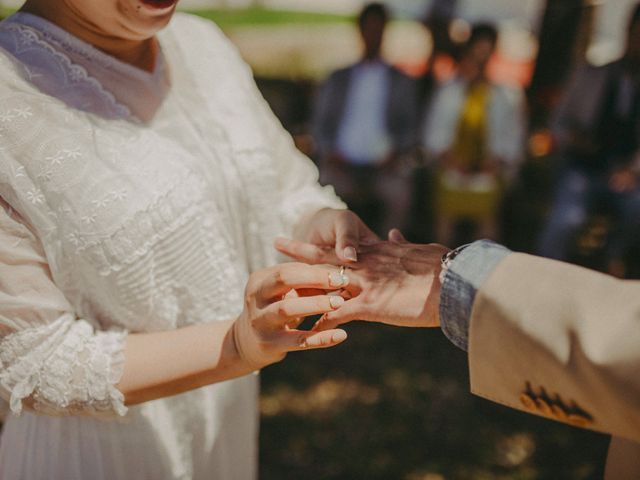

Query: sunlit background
[1,0,637,77]
[0,1,636,479]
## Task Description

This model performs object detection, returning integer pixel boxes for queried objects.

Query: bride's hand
[232,262,351,370]
[279,208,378,266]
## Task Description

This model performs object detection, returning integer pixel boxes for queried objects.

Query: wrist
[231,317,264,372]
[439,244,469,284]
[428,271,443,328]
[231,316,284,372]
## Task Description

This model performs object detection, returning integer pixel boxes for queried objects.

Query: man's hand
[278,229,450,330]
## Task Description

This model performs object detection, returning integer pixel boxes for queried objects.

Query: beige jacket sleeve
[469,252,640,442]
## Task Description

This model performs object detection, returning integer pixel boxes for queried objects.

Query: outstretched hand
[276,229,450,330]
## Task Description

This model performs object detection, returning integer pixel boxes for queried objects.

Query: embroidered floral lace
[0,12,343,478]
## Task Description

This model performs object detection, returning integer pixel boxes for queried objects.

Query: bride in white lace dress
[0,1,377,478]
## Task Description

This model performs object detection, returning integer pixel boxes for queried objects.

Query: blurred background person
[415,0,457,110]
[422,23,526,246]
[537,3,640,278]
[408,1,458,243]
[313,2,418,237]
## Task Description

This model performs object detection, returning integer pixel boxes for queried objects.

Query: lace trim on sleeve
[0,316,128,417]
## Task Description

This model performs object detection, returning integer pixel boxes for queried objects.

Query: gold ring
[339,265,349,286]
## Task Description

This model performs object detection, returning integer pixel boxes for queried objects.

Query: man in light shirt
[313,2,418,236]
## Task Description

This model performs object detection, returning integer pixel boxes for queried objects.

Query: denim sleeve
[439,240,512,351]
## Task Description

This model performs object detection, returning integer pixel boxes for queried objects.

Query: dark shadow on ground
[260,322,609,480]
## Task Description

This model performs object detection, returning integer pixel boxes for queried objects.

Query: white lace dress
[0,12,343,480]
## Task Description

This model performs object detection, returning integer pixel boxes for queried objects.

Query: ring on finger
[329,265,349,288]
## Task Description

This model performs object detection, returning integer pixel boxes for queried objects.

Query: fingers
[274,237,340,265]
[335,209,383,261]
[388,228,407,244]
[258,263,352,300]
[269,295,345,323]
[284,328,348,351]
[312,298,364,331]
[335,215,360,262]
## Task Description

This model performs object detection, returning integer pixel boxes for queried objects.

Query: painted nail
[329,296,345,308]
[332,330,347,342]
[329,272,348,287]
[274,237,288,248]
[343,246,357,262]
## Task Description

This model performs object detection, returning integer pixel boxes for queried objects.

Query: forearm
[119,320,253,406]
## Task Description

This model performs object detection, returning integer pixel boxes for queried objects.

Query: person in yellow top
[422,23,526,244]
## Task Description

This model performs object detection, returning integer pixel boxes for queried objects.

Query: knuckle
[307,248,322,262]
[277,302,291,317]
[273,268,284,284]
[246,274,259,293]
[249,317,261,331]
[338,209,352,221]
[275,266,293,286]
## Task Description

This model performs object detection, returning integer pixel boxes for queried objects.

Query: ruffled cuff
[0,317,128,417]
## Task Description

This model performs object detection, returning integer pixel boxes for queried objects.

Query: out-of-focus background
[2,0,638,478]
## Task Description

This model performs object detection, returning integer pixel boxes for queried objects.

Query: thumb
[388,228,407,244]
[335,215,360,263]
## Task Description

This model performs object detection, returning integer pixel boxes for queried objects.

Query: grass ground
[259,319,609,480]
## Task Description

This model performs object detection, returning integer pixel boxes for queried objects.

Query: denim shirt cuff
[439,240,512,351]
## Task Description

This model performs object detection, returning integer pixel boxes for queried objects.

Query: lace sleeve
[0,198,127,417]
[167,14,345,238]
[226,39,345,233]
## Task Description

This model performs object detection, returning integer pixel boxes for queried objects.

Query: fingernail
[329,296,345,308]
[343,247,357,261]
[332,330,347,343]
[329,272,348,287]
